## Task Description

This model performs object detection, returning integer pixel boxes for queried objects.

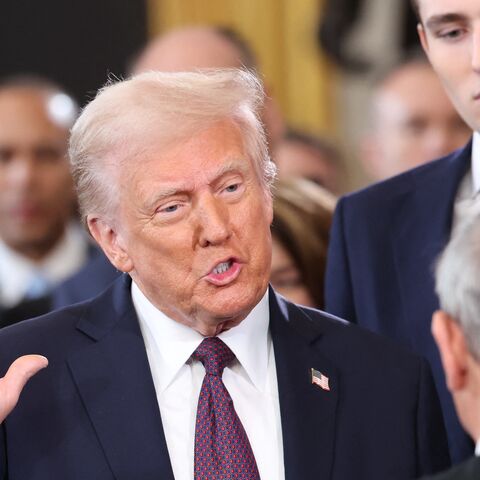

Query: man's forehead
[141,157,251,188]
[0,89,69,133]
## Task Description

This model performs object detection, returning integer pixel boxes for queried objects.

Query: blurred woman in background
[271,178,336,308]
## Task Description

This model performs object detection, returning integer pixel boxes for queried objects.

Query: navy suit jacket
[421,456,480,480]
[0,276,449,479]
[325,142,473,463]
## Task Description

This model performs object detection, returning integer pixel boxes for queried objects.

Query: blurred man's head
[433,215,480,443]
[273,129,342,194]
[417,0,480,134]
[0,78,78,260]
[362,54,471,181]
[70,70,276,336]
[133,26,253,73]
[132,26,285,149]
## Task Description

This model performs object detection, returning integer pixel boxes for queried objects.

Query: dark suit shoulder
[341,144,470,209]
[421,456,480,479]
[0,301,90,370]
[0,275,133,373]
[52,251,120,309]
[289,300,428,372]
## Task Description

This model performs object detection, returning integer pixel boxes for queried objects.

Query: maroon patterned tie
[192,337,261,480]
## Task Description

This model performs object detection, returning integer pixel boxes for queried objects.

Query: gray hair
[69,69,276,225]
[435,215,480,359]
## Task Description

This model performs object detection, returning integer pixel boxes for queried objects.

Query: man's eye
[437,28,464,41]
[0,148,13,164]
[225,183,239,193]
[161,204,179,213]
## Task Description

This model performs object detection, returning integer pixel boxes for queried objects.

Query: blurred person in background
[326,0,479,463]
[273,129,344,194]
[132,25,286,150]
[271,178,335,308]
[0,78,95,324]
[421,215,480,479]
[361,52,471,181]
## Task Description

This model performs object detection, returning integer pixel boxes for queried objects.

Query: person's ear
[418,24,429,54]
[432,310,469,391]
[87,216,133,273]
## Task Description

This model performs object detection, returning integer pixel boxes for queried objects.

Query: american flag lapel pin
[311,368,330,391]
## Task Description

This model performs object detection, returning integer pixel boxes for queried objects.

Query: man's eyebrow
[144,159,249,209]
[143,186,189,211]
[209,160,248,184]
[426,13,467,30]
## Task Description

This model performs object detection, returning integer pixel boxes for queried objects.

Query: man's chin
[195,302,257,336]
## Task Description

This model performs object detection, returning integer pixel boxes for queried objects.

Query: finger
[0,355,48,422]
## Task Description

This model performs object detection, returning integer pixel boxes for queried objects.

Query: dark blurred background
[0,0,147,105]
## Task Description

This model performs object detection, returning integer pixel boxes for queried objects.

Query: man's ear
[87,216,133,273]
[418,24,429,54]
[432,310,469,391]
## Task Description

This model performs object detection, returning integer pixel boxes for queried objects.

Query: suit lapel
[270,290,338,480]
[392,144,471,354]
[67,276,175,480]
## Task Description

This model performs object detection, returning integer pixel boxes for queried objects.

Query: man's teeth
[213,261,232,275]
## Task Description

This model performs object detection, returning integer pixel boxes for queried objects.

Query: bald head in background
[132,26,285,149]
[362,57,471,181]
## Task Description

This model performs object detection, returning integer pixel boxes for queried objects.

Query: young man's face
[418,0,480,132]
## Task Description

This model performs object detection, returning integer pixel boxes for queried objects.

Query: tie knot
[192,337,235,376]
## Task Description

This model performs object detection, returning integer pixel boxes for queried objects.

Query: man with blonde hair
[0,70,448,479]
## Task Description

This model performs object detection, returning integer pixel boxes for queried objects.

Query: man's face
[365,63,471,180]
[418,0,480,132]
[95,120,273,336]
[0,89,74,259]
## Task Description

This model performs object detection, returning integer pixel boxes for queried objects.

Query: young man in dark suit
[326,0,480,463]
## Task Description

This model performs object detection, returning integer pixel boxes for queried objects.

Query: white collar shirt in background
[453,132,480,231]
[133,282,285,480]
[0,222,90,307]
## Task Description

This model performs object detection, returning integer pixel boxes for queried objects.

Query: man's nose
[196,194,231,248]
[6,157,38,189]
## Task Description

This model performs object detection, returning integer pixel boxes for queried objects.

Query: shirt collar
[472,132,480,195]
[217,289,270,392]
[132,281,270,394]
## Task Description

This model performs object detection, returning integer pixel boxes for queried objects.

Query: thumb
[0,355,48,423]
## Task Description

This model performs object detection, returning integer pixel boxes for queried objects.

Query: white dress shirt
[0,222,90,307]
[132,282,285,480]
[452,132,480,231]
